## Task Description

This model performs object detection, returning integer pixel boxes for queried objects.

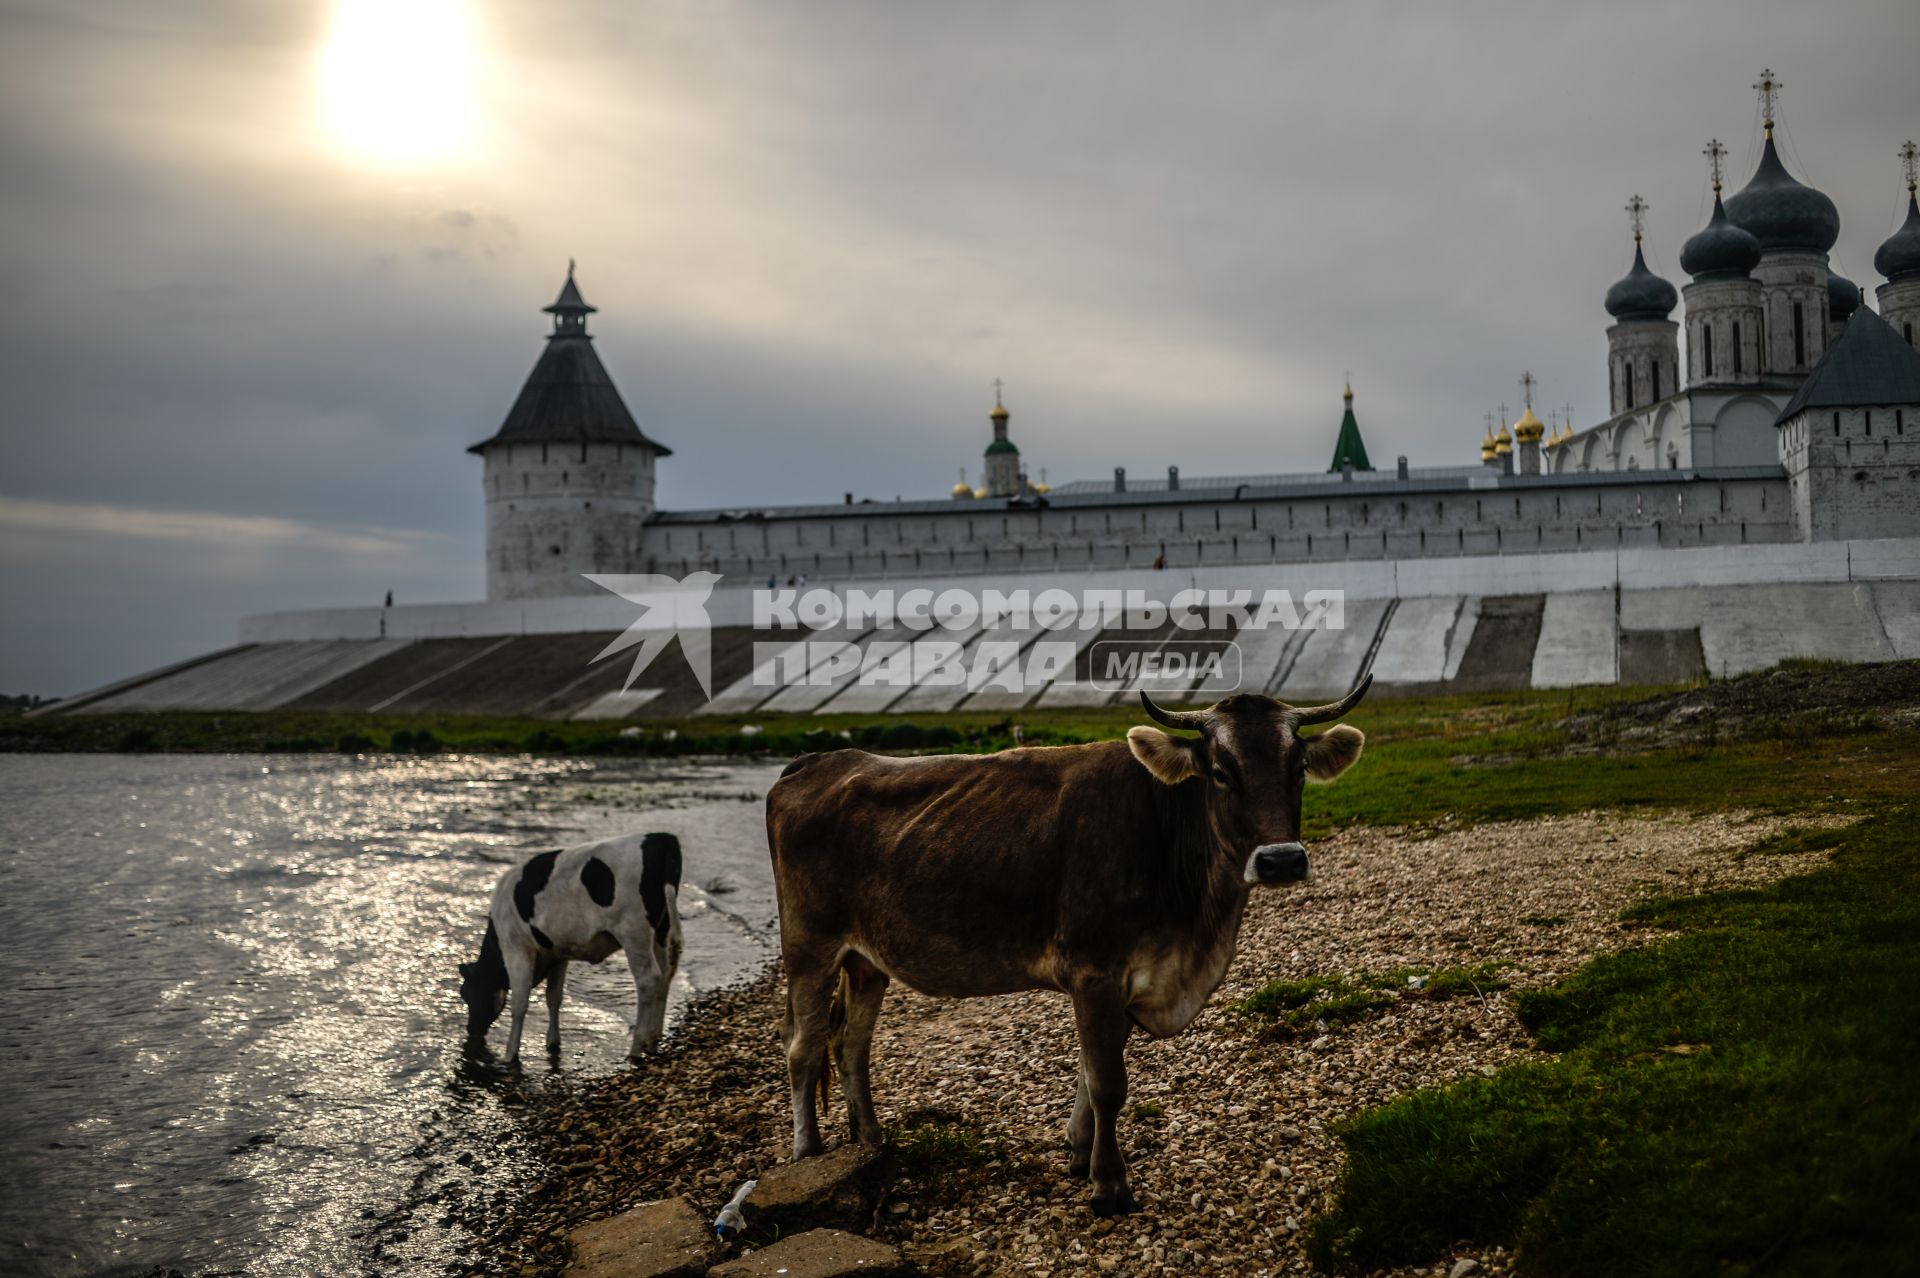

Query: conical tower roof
[468,267,671,456]
[1327,382,1373,472]
[1775,307,1920,423]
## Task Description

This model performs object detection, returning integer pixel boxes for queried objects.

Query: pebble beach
[457,808,1835,1277]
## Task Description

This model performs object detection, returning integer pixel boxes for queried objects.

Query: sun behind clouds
[318,0,480,166]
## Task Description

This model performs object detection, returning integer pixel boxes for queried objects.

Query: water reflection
[0,753,785,1277]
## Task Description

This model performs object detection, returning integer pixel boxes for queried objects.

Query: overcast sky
[2,0,1916,694]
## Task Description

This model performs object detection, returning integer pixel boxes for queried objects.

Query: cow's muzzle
[1244,842,1312,885]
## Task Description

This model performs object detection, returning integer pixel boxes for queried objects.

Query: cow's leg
[627,945,668,1059]
[782,951,839,1160]
[543,960,568,1053]
[643,936,675,1045]
[1066,1070,1093,1176]
[1070,985,1136,1216]
[833,953,889,1145]
[502,953,537,1067]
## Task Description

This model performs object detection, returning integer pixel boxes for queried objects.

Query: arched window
[1703,325,1714,379]
[1652,361,1661,401]
[1624,359,1635,410]
[1793,302,1806,366]
[1733,321,1743,375]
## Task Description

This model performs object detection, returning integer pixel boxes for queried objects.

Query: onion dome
[973,486,987,499]
[1512,405,1546,443]
[1680,194,1763,280]
[951,481,975,499]
[1724,137,1840,255]
[1605,242,1679,322]
[1494,422,1513,456]
[1480,427,1497,462]
[1828,272,1861,323]
[1876,192,1920,283]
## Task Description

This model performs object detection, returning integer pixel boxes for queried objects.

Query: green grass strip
[1305,808,1920,1276]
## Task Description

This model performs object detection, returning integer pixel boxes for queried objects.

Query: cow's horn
[1139,690,1209,731]
[1291,671,1373,726]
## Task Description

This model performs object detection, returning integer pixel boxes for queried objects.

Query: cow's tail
[818,967,849,1115]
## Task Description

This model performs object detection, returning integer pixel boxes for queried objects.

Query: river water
[0,753,787,1278]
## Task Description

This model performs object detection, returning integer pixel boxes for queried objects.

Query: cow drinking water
[765,677,1369,1216]
[460,832,683,1065]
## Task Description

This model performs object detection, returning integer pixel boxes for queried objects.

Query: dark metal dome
[1874,193,1920,283]
[1680,194,1763,281]
[1828,272,1861,323]
[1605,243,1679,322]
[1724,137,1840,255]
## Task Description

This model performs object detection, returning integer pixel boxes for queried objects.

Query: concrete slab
[1621,584,1894,677]
[1532,591,1618,688]
[1275,598,1390,699]
[81,640,409,713]
[697,626,869,715]
[815,622,984,714]
[888,625,1017,714]
[1369,597,1463,684]
[1870,582,1920,658]
[1233,618,1302,695]
[1452,595,1545,689]
[758,628,884,713]
[1442,597,1481,680]
[570,689,666,720]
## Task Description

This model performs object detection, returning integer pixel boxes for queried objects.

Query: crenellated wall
[631,469,1794,584]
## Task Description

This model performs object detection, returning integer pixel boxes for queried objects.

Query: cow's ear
[1304,725,1364,782]
[458,962,474,978]
[1127,726,1202,785]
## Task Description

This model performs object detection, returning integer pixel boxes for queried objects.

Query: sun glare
[319,0,478,166]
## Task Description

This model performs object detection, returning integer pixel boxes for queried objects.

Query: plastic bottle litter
[713,1179,757,1239]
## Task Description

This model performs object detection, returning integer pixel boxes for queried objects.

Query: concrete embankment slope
[41,539,1920,720]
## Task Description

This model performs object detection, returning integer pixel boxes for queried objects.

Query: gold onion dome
[1480,428,1497,462]
[952,477,976,498]
[1494,422,1513,455]
[1513,405,1546,442]
[1033,481,1052,494]
[973,486,988,499]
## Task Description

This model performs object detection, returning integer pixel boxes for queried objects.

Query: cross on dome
[1704,139,1728,193]
[1754,68,1781,137]
[1625,194,1649,243]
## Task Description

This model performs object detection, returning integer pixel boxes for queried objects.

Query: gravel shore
[459,809,1835,1278]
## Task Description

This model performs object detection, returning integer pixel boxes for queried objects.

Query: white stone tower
[1681,140,1765,386]
[1875,141,1920,352]
[1722,71,1839,377]
[983,381,1022,498]
[1603,195,1681,413]
[469,265,672,600]
[1775,307,1920,541]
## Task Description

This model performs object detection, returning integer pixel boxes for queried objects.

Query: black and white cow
[459,831,683,1064]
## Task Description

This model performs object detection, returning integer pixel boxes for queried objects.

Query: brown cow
[765,676,1370,1216]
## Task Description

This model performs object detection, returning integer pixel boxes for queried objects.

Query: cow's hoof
[1091,1188,1138,1218]
[1067,1151,1091,1178]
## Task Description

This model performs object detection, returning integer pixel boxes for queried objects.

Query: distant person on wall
[385,590,393,608]
[1152,554,1166,571]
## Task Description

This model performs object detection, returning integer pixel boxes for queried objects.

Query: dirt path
[468,810,1837,1278]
